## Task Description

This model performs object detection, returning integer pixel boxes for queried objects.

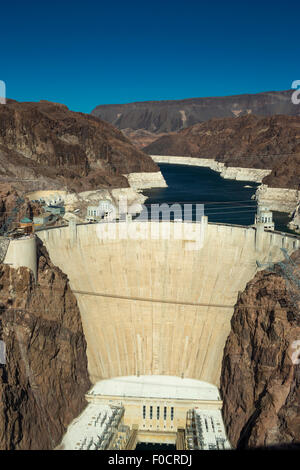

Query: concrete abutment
[3,235,37,280]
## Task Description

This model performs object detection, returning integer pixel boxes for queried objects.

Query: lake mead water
[142,164,292,232]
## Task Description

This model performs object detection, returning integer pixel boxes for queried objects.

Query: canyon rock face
[92,89,299,135]
[221,250,300,448]
[0,238,91,449]
[145,114,300,189]
[0,100,159,193]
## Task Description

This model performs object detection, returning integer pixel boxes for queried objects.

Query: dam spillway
[37,220,299,387]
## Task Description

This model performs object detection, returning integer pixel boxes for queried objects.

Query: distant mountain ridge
[91,90,300,135]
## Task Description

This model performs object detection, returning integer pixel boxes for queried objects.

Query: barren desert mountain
[0,238,91,450]
[91,89,300,139]
[0,99,159,192]
[144,114,300,189]
[221,250,300,448]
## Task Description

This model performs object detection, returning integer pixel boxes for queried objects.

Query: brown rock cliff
[221,251,300,448]
[0,100,159,192]
[0,238,91,449]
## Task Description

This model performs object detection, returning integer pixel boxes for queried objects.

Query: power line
[0,202,257,216]
[72,289,234,308]
[143,205,257,211]
[0,201,258,215]
[1,285,297,388]
[144,200,257,205]
[146,208,257,213]
[0,285,295,312]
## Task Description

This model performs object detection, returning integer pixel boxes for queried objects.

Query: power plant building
[185,409,231,450]
[60,376,230,450]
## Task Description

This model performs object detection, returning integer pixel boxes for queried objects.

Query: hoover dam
[34,219,299,386]
[3,217,300,448]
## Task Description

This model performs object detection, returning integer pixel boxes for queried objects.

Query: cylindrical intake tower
[3,235,37,280]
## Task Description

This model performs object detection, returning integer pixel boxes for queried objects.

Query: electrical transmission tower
[277,248,300,307]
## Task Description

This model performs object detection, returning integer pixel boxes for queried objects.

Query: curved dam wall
[37,222,299,387]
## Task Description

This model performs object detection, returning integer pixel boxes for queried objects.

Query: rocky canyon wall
[0,100,160,193]
[0,239,91,449]
[221,250,300,448]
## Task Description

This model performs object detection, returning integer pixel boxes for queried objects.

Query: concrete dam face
[37,221,299,387]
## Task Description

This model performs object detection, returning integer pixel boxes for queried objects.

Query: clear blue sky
[0,0,299,113]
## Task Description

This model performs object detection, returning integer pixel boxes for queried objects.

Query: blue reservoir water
[142,164,293,232]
